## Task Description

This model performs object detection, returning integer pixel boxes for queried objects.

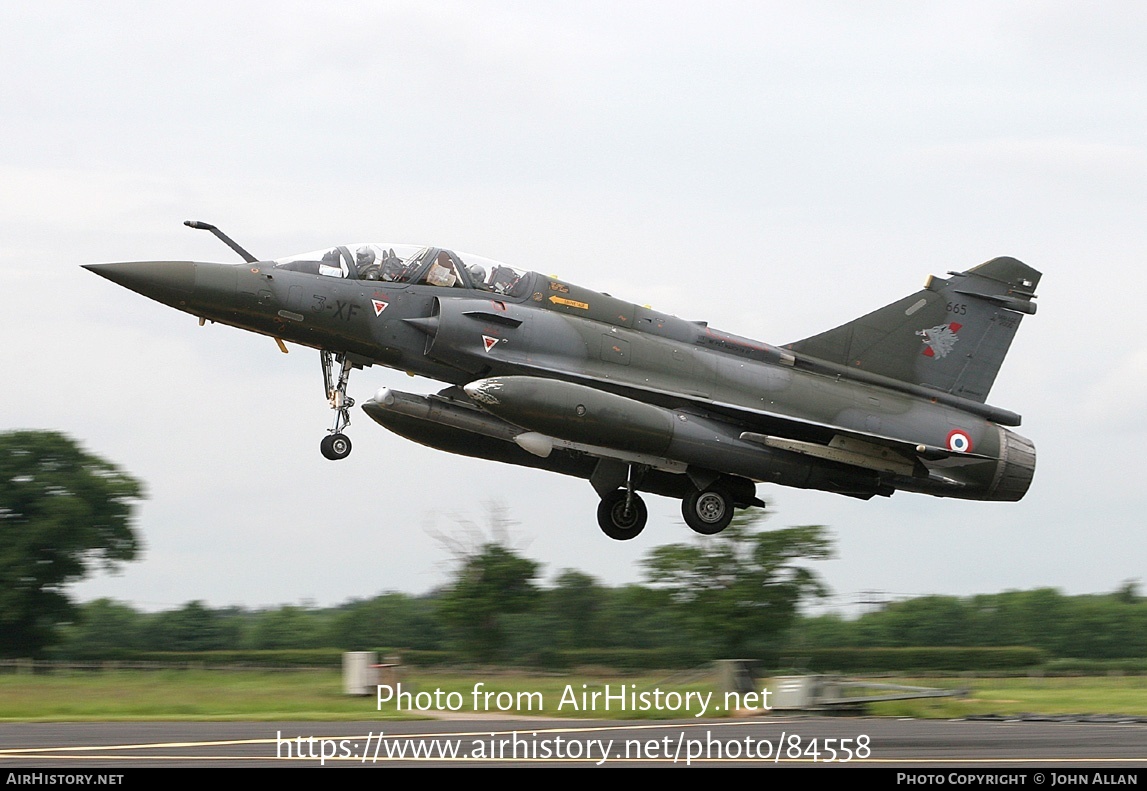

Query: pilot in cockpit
[356,247,380,280]
[467,264,487,288]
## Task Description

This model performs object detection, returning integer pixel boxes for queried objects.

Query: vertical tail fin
[786,257,1040,403]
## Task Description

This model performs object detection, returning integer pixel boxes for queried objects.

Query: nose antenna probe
[184,220,258,264]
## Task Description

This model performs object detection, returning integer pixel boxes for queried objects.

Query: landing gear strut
[596,464,647,540]
[320,351,354,460]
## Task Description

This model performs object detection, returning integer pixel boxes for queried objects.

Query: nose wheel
[320,433,352,460]
[321,351,355,461]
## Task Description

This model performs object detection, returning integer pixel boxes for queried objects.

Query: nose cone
[83,261,196,304]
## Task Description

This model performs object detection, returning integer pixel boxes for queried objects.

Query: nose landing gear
[320,350,355,460]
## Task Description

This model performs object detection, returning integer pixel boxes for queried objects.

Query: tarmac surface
[2,716,1146,768]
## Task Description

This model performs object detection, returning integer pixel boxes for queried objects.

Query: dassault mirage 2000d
[85,221,1039,540]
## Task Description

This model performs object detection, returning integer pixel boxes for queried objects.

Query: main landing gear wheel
[682,486,734,535]
[597,489,648,540]
[320,433,352,460]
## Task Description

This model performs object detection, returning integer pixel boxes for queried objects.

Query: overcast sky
[2,2,1145,612]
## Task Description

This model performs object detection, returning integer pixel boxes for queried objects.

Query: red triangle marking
[482,335,498,352]
[371,299,389,317]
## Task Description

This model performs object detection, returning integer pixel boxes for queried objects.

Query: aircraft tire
[597,489,647,540]
[682,487,734,535]
[320,433,352,460]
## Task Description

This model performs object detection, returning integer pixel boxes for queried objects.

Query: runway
[2,717,1145,768]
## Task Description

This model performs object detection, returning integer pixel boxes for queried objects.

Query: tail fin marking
[786,257,1041,403]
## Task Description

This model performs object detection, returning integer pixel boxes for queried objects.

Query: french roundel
[946,429,972,453]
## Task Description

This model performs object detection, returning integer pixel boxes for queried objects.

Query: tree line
[789,583,1147,660]
[54,578,1147,664]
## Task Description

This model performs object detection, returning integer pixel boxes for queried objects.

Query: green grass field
[1,669,1145,722]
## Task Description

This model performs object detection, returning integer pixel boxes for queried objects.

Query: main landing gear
[596,463,648,540]
[590,463,758,539]
[590,461,757,541]
[597,489,648,540]
[597,484,737,540]
[320,351,354,460]
[681,485,735,535]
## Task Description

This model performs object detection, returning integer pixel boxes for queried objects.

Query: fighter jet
[84,221,1039,540]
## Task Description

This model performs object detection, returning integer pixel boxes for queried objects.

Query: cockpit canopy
[273,244,531,297]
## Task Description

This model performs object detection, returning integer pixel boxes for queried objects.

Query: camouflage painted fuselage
[86,250,1038,506]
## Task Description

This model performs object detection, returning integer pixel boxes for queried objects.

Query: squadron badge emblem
[917,322,961,358]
